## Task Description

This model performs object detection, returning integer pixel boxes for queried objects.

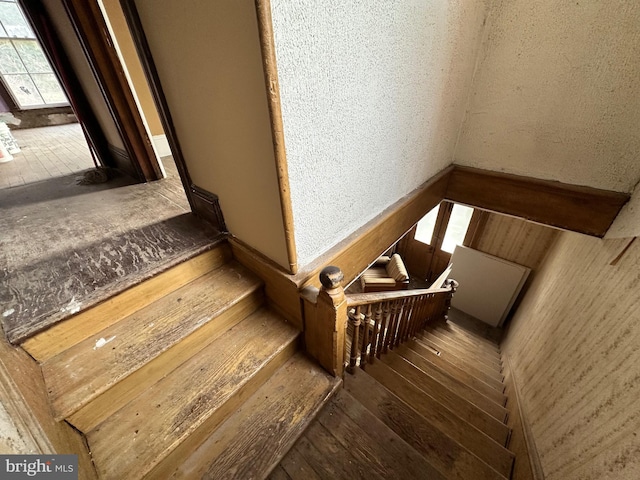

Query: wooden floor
[272,316,533,480]
[0,124,94,189]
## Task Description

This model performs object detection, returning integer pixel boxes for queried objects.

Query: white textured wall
[271,0,490,267]
[455,0,640,193]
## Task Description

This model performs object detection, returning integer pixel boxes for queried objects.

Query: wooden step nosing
[364,361,515,476]
[67,291,265,432]
[48,277,264,421]
[413,336,505,383]
[93,327,300,479]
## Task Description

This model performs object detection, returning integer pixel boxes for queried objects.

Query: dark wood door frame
[20,0,112,168]
[59,0,162,182]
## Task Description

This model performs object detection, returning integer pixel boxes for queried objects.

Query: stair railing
[301,266,457,377]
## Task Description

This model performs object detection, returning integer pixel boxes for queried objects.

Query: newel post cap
[319,266,344,290]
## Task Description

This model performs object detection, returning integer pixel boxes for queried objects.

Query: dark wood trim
[19,0,112,168]
[61,0,160,182]
[107,143,136,178]
[446,166,630,237]
[255,0,298,275]
[119,0,199,215]
[190,185,227,233]
[464,209,490,249]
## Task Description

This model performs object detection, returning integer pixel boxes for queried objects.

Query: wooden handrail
[346,286,451,306]
[301,265,457,377]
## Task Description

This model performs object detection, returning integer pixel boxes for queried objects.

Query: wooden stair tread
[395,345,508,410]
[380,351,511,443]
[160,353,340,480]
[344,370,508,480]
[22,245,232,362]
[418,330,503,372]
[42,260,262,420]
[427,327,503,360]
[413,336,505,385]
[364,360,514,477]
[406,339,506,395]
[88,309,299,479]
[444,319,502,348]
[315,388,447,480]
[430,324,502,356]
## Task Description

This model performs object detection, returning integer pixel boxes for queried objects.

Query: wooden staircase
[20,242,340,479]
[272,316,522,480]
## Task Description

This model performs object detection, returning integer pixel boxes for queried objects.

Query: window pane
[414,205,439,245]
[31,73,67,104]
[0,2,34,38]
[0,39,25,73]
[14,40,52,73]
[441,204,474,254]
[2,73,44,106]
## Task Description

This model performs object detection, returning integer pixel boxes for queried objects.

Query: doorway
[399,201,481,283]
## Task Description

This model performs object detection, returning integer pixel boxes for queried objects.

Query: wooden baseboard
[446,166,629,237]
[502,354,545,480]
[229,237,302,329]
[190,185,227,233]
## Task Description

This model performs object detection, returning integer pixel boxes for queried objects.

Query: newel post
[307,266,347,377]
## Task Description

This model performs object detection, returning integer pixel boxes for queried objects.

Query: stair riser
[365,362,515,477]
[430,326,502,357]
[407,341,506,396]
[413,337,505,386]
[22,246,232,362]
[418,331,503,373]
[140,339,299,480]
[68,290,264,432]
[380,353,511,446]
[397,345,508,410]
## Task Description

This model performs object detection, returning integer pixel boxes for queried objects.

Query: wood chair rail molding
[446,166,630,237]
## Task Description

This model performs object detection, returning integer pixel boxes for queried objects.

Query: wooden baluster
[360,304,373,370]
[419,293,433,331]
[346,306,361,374]
[382,300,397,354]
[411,295,425,337]
[443,279,458,321]
[376,301,391,358]
[388,298,404,350]
[370,302,383,363]
[397,297,412,346]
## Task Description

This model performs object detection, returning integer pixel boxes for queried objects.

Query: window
[414,204,439,245]
[0,0,68,108]
[441,203,474,253]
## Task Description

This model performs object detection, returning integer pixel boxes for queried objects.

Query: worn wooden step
[22,245,232,362]
[42,260,262,421]
[364,361,514,477]
[417,330,503,373]
[88,309,299,479]
[406,339,505,394]
[427,326,502,360]
[380,351,511,443]
[311,388,447,479]
[436,321,502,353]
[395,345,508,408]
[413,336,505,385]
[68,290,263,432]
[152,353,340,479]
[344,370,508,480]
[444,319,502,348]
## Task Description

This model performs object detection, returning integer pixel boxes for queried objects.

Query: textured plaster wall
[455,0,640,193]
[503,231,640,479]
[271,0,491,267]
[134,0,289,268]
